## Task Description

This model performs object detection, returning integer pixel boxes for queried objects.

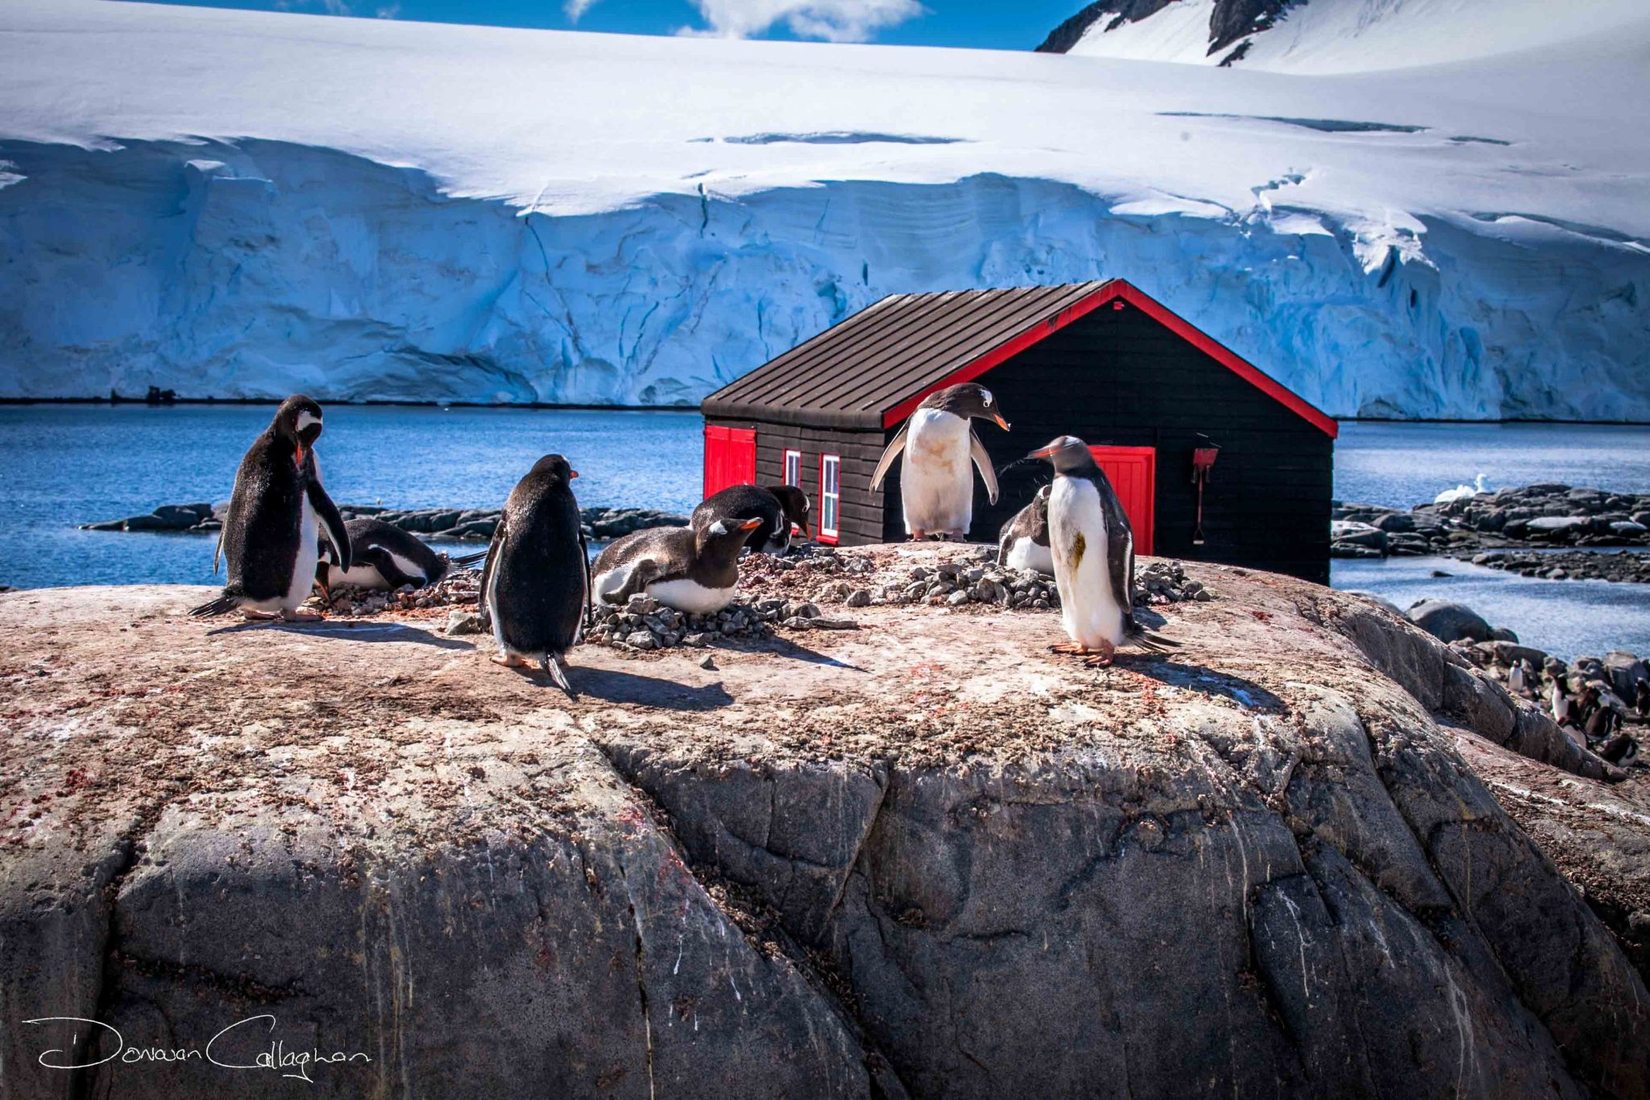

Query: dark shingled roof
[701,278,1337,437]
[702,281,1109,431]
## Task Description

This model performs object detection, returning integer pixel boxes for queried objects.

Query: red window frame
[783,448,802,487]
[818,453,841,544]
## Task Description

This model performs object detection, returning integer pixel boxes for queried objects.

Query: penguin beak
[739,518,762,531]
[294,441,306,468]
[991,413,1011,431]
[1027,443,1060,460]
[569,469,579,479]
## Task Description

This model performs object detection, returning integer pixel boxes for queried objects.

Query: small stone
[445,610,485,636]
[683,632,710,647]
[946,590,970,607]
[845,589,872,608]
[697,653,716,670]
[624,630,655,649]
[793,602,821,619]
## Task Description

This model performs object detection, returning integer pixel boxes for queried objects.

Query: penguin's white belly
[646,578,735,615]
[1050,478,1125,649]
[902,409,973,534]
[283,495,321,612]
[328,563,389,590]
[1005,537,1054,576]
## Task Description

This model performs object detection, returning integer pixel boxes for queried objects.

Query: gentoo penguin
[871,383,1010,540]
[997,484,1054,574]
[478,454,590,695]
[1028,435,1176,667]
[591,517,761,614]
[191,395,351,621]
[691,484,811,555]
[316,518,448,594]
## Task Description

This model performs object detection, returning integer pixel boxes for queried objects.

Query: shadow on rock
[758,636,868,672]
[1131,660,1286,712]
[207,620,475,650]
[573,666,735,710]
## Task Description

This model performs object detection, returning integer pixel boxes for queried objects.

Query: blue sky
[134,0,1084,49]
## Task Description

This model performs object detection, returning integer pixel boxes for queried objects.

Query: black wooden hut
[700,279,1337,583]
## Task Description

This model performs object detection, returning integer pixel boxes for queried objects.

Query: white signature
[22,1015,371,1084]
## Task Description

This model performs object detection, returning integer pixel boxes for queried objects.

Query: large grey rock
[0,562,1644,1100]
[1407,599,1493,644]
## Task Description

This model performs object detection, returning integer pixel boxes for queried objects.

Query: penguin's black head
[529,454,578,483]
[766,485,811,538]
[924,383,1010,431]
[274,395,325,464]
[1028,435,1095,474]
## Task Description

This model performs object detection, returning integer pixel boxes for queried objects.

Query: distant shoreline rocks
[81,502,688,541]
[1333,483,1650,582]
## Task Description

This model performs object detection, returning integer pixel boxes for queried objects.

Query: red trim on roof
[879,279,1338,439]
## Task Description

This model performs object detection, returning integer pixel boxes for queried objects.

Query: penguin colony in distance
[871,383,1010,540]
[192,395,351,621]
[1028,435,1177,667]
[479,454,591,696]
[317,517,450,594]
[692,484,811,554]
[591,518,761,614]
[997,484,1054,575]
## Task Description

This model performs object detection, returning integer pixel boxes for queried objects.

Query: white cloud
[684,0,927,42]
[563,0,599,22]
[375,3,400,17]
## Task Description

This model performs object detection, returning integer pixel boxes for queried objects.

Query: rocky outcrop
[1036,0,1293,57]
[82,502,688,542]
[1,551,1646,1098]
[1332,484,1650,575]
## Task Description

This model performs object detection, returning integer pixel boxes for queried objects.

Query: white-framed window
[783,449,801,487]
[819,453,841,543]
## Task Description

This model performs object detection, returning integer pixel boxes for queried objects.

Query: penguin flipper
[307,480,352,574]
[478,520,505,622]
[212,497,234,576]
[359,544,423,589]
[612,558,665,603]
[578,526,593,639]
[869,423,909,492]
[969,427,1000,505]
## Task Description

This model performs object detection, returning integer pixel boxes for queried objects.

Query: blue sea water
[0,404,701,589]
[1,405,1645,659]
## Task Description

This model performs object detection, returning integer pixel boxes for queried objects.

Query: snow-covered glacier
[1,0,1647,419]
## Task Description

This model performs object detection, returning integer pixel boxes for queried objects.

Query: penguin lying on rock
[1028,435,1178,667]
[191,395,351,622]
[997,484,1054,575]
[592,517,761,615]
[316,518,449,595]
[479,454,590,696]
[871,382,1010,541]
[691,484,810,555]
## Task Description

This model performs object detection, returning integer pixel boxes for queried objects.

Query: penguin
[478,454,589,696]
[1028,435,1176,667]
[316,518,448,595]
[691,484,811,555]
[870,383,1010,540]
[191,395,351,621]
[996,484,1054,574]
[591,517,762,615]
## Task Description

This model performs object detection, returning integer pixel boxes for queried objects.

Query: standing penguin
[191,395,351,621]
[691,484,810,555]
[479,454,589,696]
[996,484,1054,574]
[1028,435,1176,667]
[591,517,761,614]
[871,383,1010,540]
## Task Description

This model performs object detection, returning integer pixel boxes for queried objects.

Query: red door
[1089,446,1156,555]
[703,424,756,498]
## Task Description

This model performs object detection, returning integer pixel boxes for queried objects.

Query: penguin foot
[1049,642,1084,654]
[280,608,324,622]
[492,653,531,668]
[241,608,279,622]
[1082,644,1117,669]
